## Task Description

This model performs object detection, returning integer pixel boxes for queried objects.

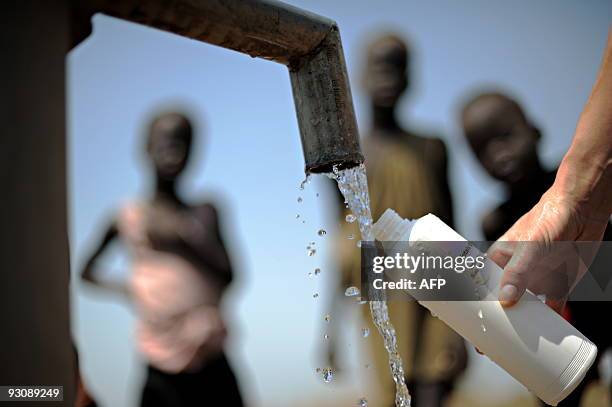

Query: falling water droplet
[313,293,319,298]
[324,333,329,340]
[315,367,321,373]
[345,214,357,223]
[318,229,327,237]
[356,240,362,248]
[357,398,368,407]
[365,363,370,369]
[307,248,316,257]
[296,214,300,219]
[324,314,331,323]
[362,328,370,338]
[345,286,360,297]
[316,193,320,197]
[314,268,321,275]
[348,234,355,240]
[322,367,334,383]
[481,324,487,333]
[478,309,484,319]
[299,176,311,190]
[308,272,313,278]
[297,197,303,203]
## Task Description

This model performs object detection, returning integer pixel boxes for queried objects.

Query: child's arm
[80,217,130,297]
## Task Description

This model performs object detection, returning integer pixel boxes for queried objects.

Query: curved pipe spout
[76,0,364,173]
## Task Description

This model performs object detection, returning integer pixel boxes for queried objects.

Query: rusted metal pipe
[290,26,362,173]
[77,0,364,173]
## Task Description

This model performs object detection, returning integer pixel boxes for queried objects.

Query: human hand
[488,185,608,314]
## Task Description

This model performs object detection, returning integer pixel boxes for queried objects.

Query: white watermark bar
[0,386,63,402]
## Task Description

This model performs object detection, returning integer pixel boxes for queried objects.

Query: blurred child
[80,112,243,407]
[333,34,467,407]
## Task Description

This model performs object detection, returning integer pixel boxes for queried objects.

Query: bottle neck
[373,208,416,241]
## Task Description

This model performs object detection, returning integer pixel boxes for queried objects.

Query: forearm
[81,257,131,298]
[554,30,612,220]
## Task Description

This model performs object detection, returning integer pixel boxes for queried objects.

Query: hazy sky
[68,1,611,406]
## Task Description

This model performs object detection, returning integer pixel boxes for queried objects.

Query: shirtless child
[80,112,243,407]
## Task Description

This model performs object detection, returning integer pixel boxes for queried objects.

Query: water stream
[328,164,412,407]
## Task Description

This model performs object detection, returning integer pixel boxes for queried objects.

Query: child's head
[461,92,541,186]
[146,112,193,180]
[363,34,410,108]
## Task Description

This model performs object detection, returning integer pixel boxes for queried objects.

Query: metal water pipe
[75,0,364,173]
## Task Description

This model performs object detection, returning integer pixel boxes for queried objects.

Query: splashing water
[328,164,411,407]
[322,367,334,383]
[299,175,311,191]
[478,309,486,332]
[368,301,411,407]
[345,286,361,297]
[328,164,374,240]
[357,398,368,407]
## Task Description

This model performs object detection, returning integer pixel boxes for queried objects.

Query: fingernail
[499,284,518,304]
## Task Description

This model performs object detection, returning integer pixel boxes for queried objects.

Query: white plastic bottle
[372,209,597,406]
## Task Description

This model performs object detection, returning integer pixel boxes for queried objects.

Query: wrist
[554,149,612,221]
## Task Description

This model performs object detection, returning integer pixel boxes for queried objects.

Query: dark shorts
[140,353,244,407]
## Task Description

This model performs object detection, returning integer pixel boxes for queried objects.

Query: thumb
[498,242,541,307]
